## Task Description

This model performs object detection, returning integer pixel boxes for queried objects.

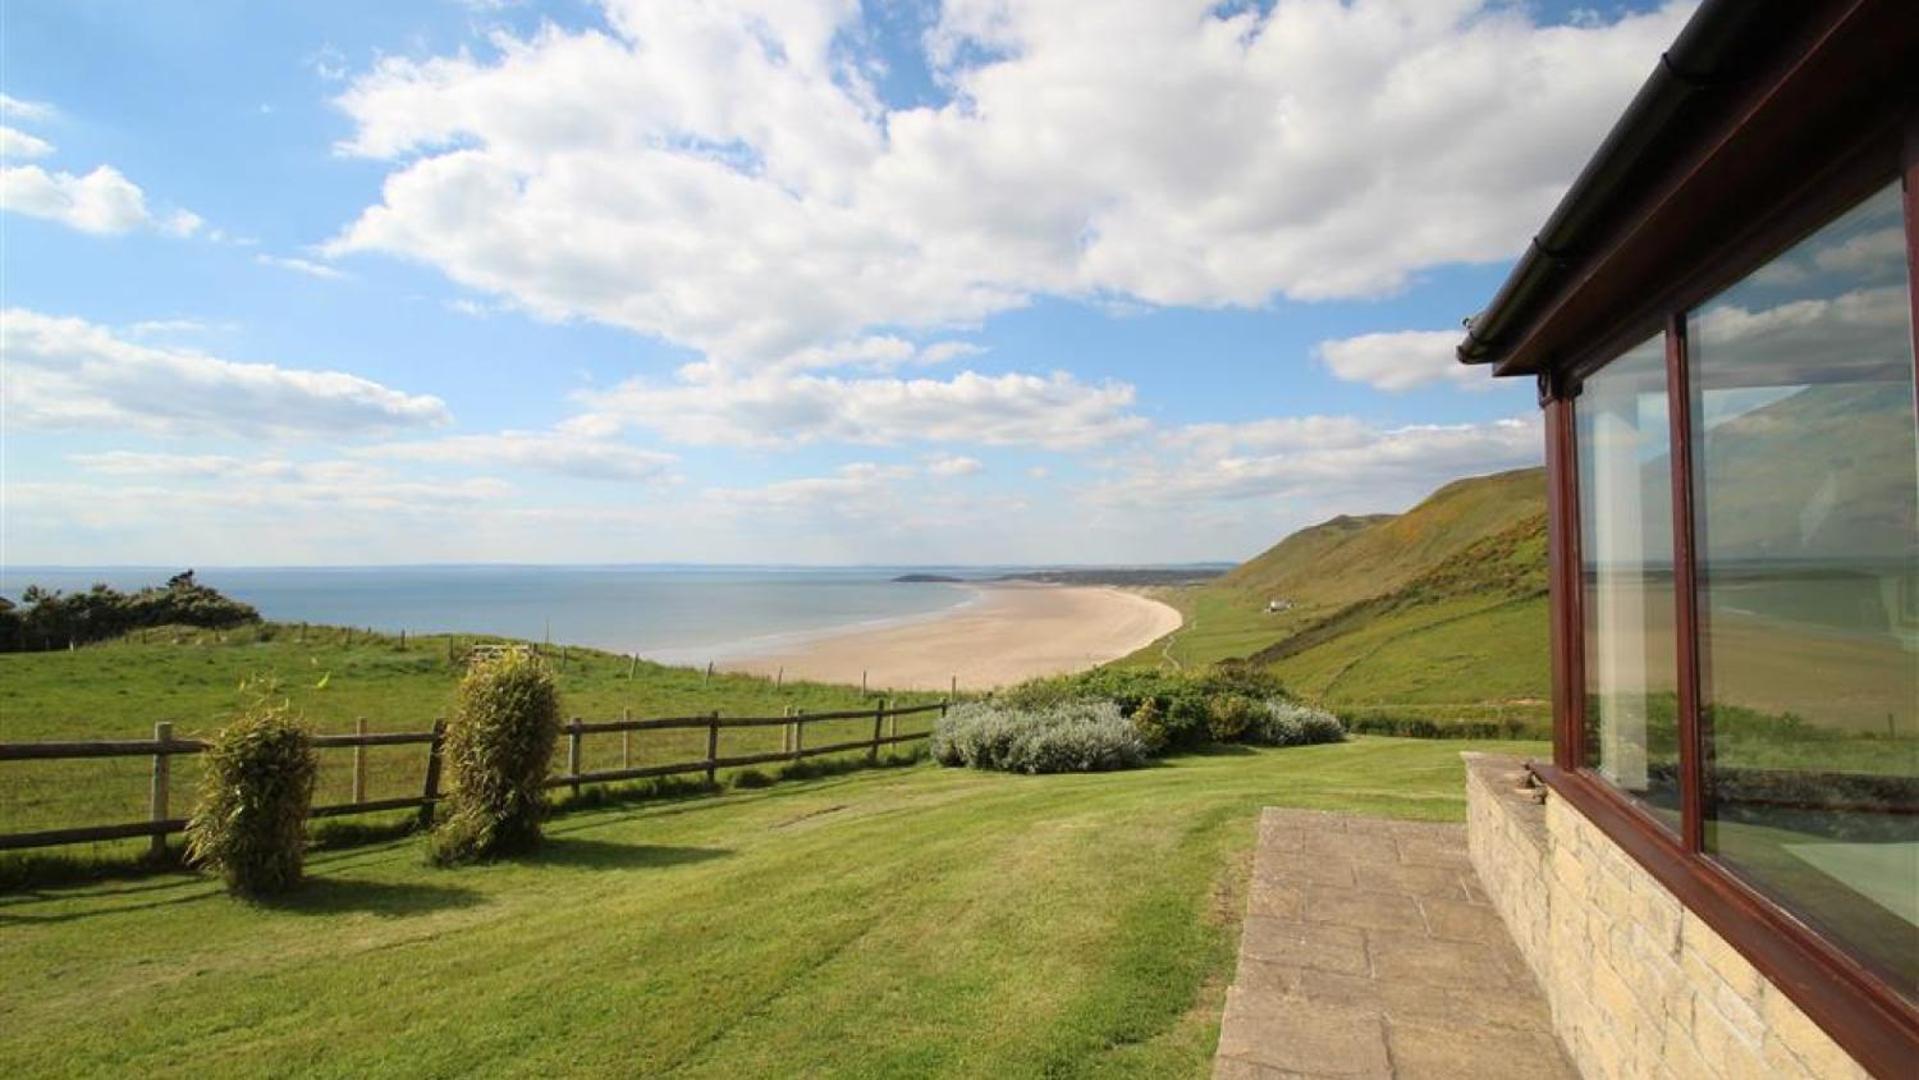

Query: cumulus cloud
[325,0,1691,369]
[1,164,158,234]
[576,367,1146,449]
[358,430,678,482]
[1316,329,1485,391]
[1,309,450,438]
[0,125,53,159]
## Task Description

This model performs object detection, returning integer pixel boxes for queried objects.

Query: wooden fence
[0,700,947,854]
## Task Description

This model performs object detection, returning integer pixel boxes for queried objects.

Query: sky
[0,0,1695,567]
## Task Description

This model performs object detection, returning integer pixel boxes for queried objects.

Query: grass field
[0,735,1543,1078]
[1111,587,1309,672]
[0,627,936,840]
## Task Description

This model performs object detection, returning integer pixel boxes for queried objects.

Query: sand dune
[719,583,1182,692]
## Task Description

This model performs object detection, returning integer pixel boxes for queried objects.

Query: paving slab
[1215,808,1577,1079]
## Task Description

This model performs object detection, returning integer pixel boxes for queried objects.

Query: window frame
[1529,111,1919,1075]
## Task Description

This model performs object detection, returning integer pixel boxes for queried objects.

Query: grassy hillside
[0,736,1542,1078]
[0,626,935,839]
[1220,467,1544,610]
[1125,468,1551,724]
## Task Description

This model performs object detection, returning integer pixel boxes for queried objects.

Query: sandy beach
[719,583,1182,691]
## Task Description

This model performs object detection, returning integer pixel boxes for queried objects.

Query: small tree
[431,648,562,864]
[186,686,318,896]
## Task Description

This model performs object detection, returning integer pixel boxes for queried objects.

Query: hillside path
[1214,808,1575,1078]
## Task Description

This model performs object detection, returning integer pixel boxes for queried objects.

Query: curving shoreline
[718,582,1182,692]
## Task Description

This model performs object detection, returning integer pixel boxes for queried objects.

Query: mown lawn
[0,736,1543,1078]
[0,628,936,837]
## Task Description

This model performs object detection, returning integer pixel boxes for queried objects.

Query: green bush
[1248,700,1346,747]
[931,700,1148,774]
[1337,709,1549,741]
[185,689,318,896]
[430,649,562,864]
[1206,693,1261,742]
[1129,697,1170,754]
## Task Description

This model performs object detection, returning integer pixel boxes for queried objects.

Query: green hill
[1127,467,1551,725]
[1220,467,1545,609]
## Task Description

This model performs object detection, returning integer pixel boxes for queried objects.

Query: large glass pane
[1578,334,1679,827]
[1687,180,1918,998]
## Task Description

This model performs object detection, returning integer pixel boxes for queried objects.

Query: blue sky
[2,0,1690,566]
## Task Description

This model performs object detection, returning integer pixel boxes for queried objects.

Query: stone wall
[1461,753,1870,1080]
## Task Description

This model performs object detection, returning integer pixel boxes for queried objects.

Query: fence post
[149,721,172,860]
[568,717,584,798]
[793,710,805,759]
[782,705,792,754]
[869,700,885,763]
[861,670,867,696]
[705,711,721,786]
[621,707,632,769]
[628,653,638,679]
[889,704,898,740]
[775,665,783,690]
[950,674,957,698]
[419,718,446,830]
[352,717,368,803]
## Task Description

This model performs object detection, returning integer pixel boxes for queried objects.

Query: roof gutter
[1456,0,1770,369]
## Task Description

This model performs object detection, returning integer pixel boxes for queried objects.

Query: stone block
[1215,988,1391,1077]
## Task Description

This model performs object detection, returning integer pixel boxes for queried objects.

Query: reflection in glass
[1687,181,1918,998]
[1578,334,1679,827]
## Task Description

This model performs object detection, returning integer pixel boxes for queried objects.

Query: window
[1577,334,1680,828]
[1685,181,1918,997]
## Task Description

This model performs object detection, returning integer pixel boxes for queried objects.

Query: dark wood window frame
[1528,111,1919,1077]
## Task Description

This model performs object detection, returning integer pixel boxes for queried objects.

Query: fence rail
[0,700,947,853]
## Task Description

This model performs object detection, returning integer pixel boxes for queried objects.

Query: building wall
[1462,753,1870,1080]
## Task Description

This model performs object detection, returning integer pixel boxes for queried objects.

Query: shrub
[1129,697,1170,754]
[430,649,562,864]
[1336,709,1550,741]
[931,700,1147,774]
[1248,700,1346,747]
[1206,693,1261,742]
[186,688,318,896]
[731,768,774,790]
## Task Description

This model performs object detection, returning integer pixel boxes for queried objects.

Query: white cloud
[325,0,1690,370]
[2,164,154,234]
[0,125,53,159]
[1316,329,1483,391]
[1,309,450,438]
[161,209,205,238]
[0,94,55,122]
[576,367,1146,449]
[926,454,983,477]
[255,253,348,280]
[69,451,298,479]
[123,318,240,339]
[1098,415,1541,506]
[704,462,915,511]
[359,430,678,482]
[54,454,511,513]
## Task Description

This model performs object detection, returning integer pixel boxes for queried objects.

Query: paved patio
[1214,808,1576,1079]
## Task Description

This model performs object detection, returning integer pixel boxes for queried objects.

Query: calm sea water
[0,566,993,663]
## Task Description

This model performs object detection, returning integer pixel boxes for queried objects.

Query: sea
[0,565,1013,664]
